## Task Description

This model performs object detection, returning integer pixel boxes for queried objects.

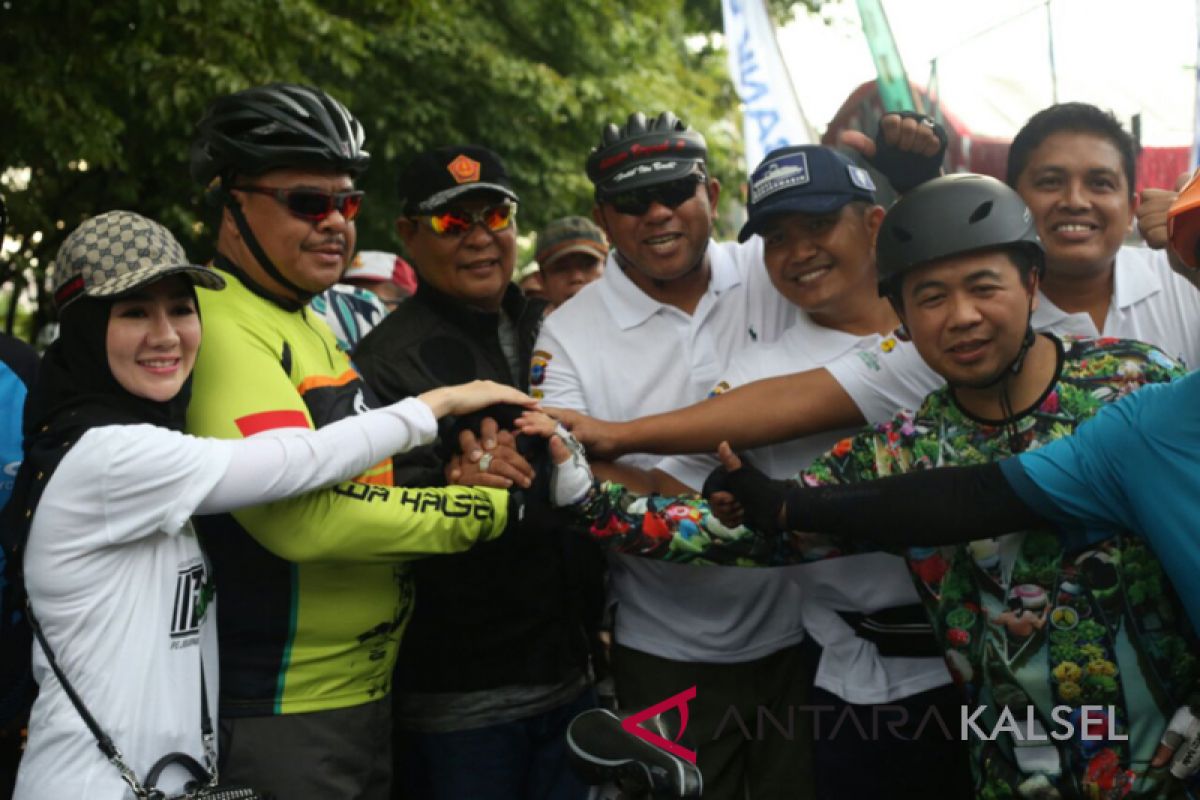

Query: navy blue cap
[737,146,877,243]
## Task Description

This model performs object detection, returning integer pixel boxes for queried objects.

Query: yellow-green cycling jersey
[187,268,508,717]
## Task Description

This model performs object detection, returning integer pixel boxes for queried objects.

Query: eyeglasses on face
[415,201,517,237]
[234,185,365,222]
[606,174,706,216]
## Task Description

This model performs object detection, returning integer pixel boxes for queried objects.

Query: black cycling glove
[868,111,948,194]
[702,461,789,536]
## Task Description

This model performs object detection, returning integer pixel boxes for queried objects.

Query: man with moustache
[185,87,507,799]
[352,145,600,800]
[555,104,1200,465]
[531,111,810,799]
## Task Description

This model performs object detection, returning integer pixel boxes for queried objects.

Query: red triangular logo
[620,685,698,764]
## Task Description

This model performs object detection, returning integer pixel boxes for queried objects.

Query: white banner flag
[722,0,814,173]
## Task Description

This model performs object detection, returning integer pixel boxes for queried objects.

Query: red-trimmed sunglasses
[415,202,517,237]
[235,185,365,222]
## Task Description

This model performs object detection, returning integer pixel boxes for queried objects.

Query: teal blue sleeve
[1009,372,1200,636]
[1005,377,1191,542]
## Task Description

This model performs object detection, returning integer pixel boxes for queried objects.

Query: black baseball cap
[737,146,877,243]
[398,144,519,214]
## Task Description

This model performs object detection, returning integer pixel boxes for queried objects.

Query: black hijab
[2,294,193,549]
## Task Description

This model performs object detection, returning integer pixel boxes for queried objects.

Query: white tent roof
[780,0,1195,145]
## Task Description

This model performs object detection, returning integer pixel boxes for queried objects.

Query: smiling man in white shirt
[558,103,1200,463]
[532,111,805,800]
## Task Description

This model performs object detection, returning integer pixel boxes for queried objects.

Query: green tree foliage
[684,0,821,30]
[0,0,775,338]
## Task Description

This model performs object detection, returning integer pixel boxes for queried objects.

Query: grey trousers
[219,696,392,800]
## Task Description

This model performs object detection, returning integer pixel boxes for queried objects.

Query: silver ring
[478,453,494,473]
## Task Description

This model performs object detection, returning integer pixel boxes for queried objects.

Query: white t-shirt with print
[828,245,1200,423]
[534,238,803,663]
[15,398,440,799]
[17,426,230,800]
[656,316,952,704]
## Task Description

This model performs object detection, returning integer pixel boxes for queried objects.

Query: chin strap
[1006,321,1038,377]
[950,300,1038,453]
[973,298,1037,392]
[219,189,315,308]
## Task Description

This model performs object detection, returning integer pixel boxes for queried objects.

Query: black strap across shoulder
[27,604,227,798]
[27,607,122,762]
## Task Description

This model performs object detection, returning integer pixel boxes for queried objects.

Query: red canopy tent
[821,80,1188,194]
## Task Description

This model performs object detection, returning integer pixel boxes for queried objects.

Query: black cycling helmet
[586,111,708,199]
[190,82,369,187]
[877,173,1043,297]
[881,173,1048,406]
[190,83,368,309]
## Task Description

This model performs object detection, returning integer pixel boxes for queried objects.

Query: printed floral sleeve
[578,482,794,566]
[786,412,924,556]
[1067,337,1185,390]
[575,417,912,566]
[799,410,919,487]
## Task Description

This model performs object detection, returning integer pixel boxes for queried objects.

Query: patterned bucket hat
[53,210,225,309]
[534,216,608,270]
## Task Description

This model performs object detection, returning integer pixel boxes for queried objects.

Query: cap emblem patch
[848,165,876,192]
[749,153,809,204]
[447,155,482,184]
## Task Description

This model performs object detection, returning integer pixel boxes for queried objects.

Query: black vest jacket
[352,280,603,692]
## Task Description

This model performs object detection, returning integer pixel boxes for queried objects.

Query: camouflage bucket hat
[53,210,225,310]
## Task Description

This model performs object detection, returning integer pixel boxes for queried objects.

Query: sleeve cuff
[401,396,440,444]
[999,457,1058,518]
[1000,456,1109,550]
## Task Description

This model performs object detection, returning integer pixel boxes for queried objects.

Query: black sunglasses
[234,185,365,222]
[606,175,705,216]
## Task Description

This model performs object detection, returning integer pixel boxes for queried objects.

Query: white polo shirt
[534,238,803,663]
[828,245,1200,423]
[1033,246,1200,368]
[656,316,953,704]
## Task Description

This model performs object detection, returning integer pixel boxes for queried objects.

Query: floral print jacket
[581,336,1198,798]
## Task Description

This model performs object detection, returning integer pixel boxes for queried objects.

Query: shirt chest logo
[170,563,206,647]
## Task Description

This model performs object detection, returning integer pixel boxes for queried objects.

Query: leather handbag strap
[28,605,121,760]
[144,751,209,788]
[27,602,218,797]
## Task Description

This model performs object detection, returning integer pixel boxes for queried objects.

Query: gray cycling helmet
[586,111,708,198]
[877,173,1043,297]
[190,83,369,187]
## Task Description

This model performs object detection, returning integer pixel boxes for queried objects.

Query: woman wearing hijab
[9,211,530,799]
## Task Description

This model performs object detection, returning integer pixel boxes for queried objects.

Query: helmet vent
[968,201,994,224]
[891,226,913,243]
